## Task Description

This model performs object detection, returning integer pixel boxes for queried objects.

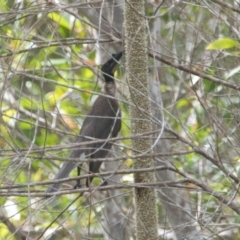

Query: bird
[46,51,122,194]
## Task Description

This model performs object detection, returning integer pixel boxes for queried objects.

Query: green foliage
[206,38,239,50]
[203,78,216,92]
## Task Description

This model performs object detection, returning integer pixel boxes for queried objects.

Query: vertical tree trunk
[124,0,158,239]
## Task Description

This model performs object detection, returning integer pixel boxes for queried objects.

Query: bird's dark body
[46,52,122,194]
[74,90,121,184]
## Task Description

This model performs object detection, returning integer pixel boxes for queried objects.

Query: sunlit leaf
[2,109,16,124]
[36,130,60,146]
[48,12,70,29]
[206,38,238,50]
[18,120,33,130]
[20,97,40,110]
[176,99,190,108]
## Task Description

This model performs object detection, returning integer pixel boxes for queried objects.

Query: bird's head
[101,51,123,82]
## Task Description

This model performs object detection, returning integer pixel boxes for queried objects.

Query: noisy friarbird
[46,51,122,194]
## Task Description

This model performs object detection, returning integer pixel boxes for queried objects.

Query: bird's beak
[109,51,123,74]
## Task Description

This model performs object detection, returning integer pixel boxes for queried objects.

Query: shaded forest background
[1,0,240,239]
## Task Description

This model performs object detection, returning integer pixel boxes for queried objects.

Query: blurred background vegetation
[1,0,240,239]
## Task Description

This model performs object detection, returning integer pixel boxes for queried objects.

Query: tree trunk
[124,0,158,239]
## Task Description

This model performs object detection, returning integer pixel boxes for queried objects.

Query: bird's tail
[45,160,76,194]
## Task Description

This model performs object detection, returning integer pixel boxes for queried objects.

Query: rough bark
[124,0,158,239]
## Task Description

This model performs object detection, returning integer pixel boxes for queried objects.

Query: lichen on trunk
[124,0,159,239]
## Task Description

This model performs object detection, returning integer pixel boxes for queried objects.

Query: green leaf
[20,97,40,110]
[48,12,70,30]
[206,38,238,50]
[176,99,190,108]
[36,130,60,146]
[203,78,216,92]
